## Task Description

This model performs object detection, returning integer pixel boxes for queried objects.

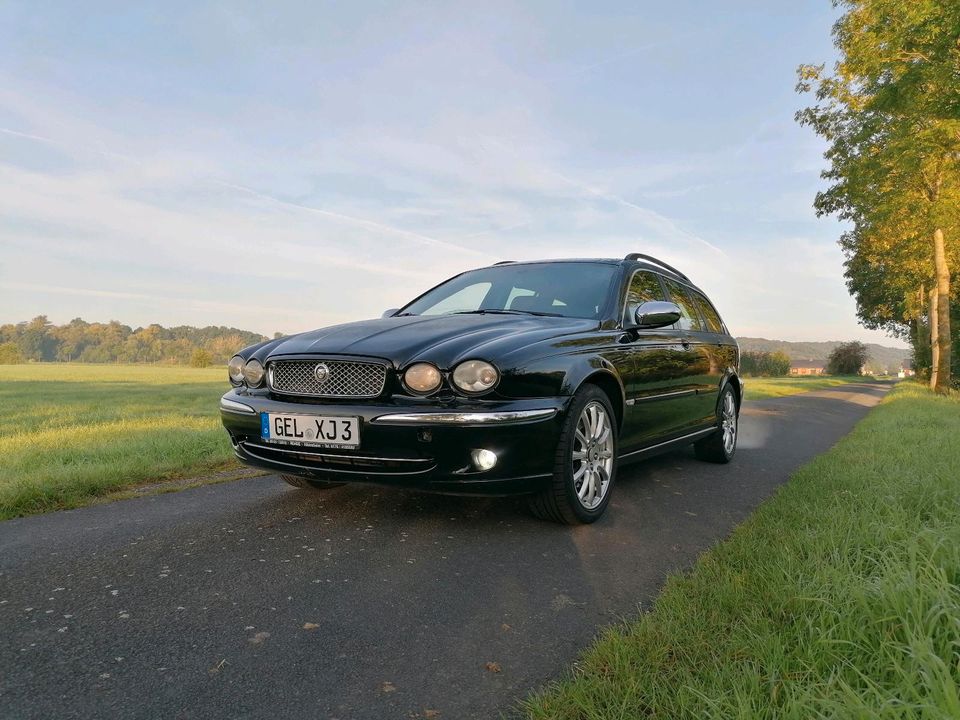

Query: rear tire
[528,385,617,524]
[694,385,738,463]
[280,474,345,490]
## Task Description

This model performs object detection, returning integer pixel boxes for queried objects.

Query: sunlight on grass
[523,382,960,718]
[746,374,872,400]
[0,363,235,518]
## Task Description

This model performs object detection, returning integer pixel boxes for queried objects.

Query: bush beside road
[524,382,960,718]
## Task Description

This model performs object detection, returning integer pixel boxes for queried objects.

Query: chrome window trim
[371,408,557,425]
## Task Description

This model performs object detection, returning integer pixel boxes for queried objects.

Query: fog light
[470,449,498,471]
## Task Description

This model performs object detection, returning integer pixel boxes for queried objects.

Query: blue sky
[0,1,905,345]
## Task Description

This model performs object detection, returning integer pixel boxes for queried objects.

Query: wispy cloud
[0,3,905,346]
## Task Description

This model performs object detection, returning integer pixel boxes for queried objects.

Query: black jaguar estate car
[220,254,741,524]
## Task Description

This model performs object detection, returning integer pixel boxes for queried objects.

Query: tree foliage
[797,0,960,390]
[827,341,870,375]
[740,351,792,377]
[0,316,267,365]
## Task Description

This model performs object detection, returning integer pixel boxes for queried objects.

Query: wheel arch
[575,369,625,431]
[721,372,742,411]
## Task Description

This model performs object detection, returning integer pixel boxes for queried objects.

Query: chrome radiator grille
[268,359,387,398]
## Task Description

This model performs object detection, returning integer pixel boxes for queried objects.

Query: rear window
[692,291,725,333]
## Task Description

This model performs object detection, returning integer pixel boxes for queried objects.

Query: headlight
[242,359,265,387]
[452,360,499,394]
[404,363,442,394]
[228,355,245,385]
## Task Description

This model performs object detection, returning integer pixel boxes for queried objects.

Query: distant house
[790,362,826,376]
[897,359,915,379]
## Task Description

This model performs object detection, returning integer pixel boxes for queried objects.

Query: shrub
[740,350,791,377]
[826,341,868,375]
[189,348,213,368]
[0,342,24,364]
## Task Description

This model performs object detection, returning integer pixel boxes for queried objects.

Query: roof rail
[623,253,690,282]
[493,260,514,265]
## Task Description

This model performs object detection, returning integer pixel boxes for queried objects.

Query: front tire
[280,474,345,490]
[529,385,617,524]
[694,385,738,463]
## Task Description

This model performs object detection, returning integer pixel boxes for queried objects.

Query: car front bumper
[219,389,570,495]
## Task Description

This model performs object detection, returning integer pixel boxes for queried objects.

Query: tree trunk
[930,287,939,390]
[933,227,952,392]
[915,285,929,377]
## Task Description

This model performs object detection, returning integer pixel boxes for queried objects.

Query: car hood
[261,314,599,368]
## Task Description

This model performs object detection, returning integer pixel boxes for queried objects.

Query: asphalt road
[0,381,892,720]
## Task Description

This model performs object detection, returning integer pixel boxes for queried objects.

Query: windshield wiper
[453,309,564,317]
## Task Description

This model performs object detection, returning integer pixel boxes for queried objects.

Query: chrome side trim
[220,397,256,414]
[238,444,435,476]
[241,440,429,463]
[371,408,558,425]
[625,389,696,406]
[619,427,715,459]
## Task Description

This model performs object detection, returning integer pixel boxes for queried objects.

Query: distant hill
[736,337,911,373]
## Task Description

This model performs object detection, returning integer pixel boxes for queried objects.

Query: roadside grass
[0,364,238,519]
[746,374,874,400]
[524,382,960,719]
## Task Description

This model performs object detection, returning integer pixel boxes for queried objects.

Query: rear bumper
[219,390,569,495]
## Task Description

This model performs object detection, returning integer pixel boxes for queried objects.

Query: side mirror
[381,308,400,318]
[633,301,681,329]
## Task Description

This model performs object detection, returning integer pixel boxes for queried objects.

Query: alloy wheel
[572,401,614,510]
[721,392,737,455]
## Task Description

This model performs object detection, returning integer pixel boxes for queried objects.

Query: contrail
[550,171,727,256]
[211,180,489,258]
[1,125,486,259]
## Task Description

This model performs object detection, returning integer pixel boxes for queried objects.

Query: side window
[418,282,492,315]
[623,270,665,325]
[663,279,704,331]
[692,292,724,333]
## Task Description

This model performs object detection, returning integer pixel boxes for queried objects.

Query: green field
[0,363,237,519]
[524,382,960,718]
[0,365,887,520]
[745,374,874,400]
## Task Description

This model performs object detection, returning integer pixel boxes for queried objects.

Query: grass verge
[524,382,960,719]
[746,374,874,400]
[0,363,239,520]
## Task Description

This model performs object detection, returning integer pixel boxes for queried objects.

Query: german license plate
[260,413,360,448]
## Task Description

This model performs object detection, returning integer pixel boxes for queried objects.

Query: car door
[617,270,702,449]
[661,278,719,429]
[691,288,737,414]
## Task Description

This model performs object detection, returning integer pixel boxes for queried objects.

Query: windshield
[398,262,617,320]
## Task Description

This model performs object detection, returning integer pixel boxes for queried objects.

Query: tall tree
[797,0,960,391]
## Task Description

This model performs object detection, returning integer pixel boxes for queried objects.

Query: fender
[719,370,743,410]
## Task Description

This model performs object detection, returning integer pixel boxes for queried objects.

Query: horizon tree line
[0,316,268,366]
